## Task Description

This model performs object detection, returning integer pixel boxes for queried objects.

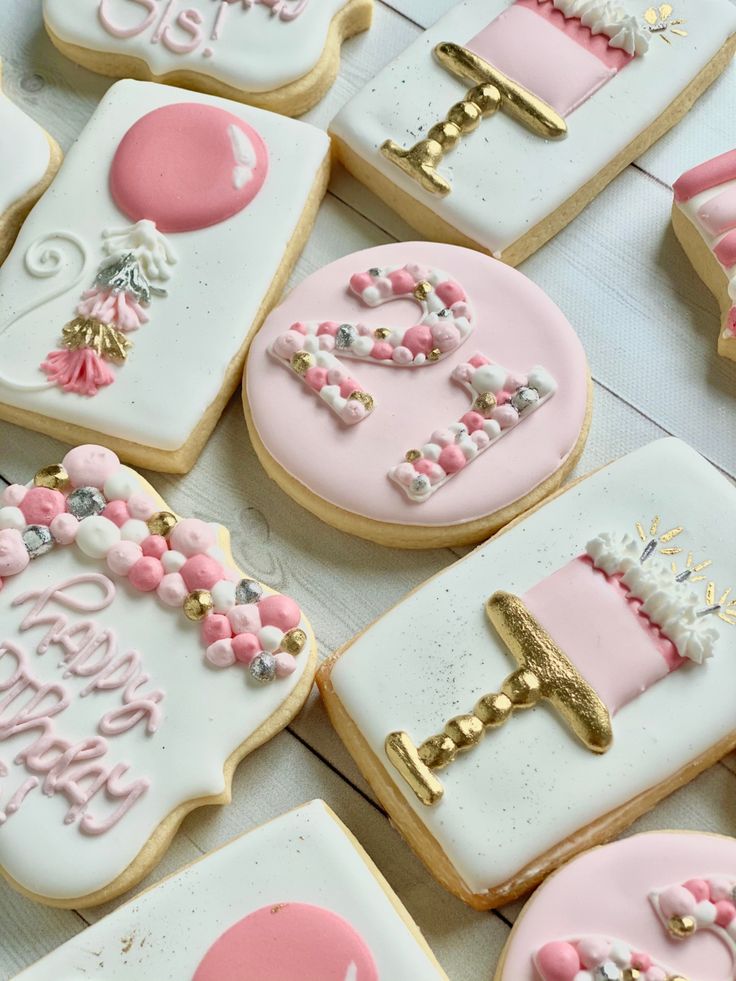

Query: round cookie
[496,831,736,981]
[244,242,591,548]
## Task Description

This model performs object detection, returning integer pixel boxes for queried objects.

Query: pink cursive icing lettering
[98,0,159,38]
[162,8,205,52]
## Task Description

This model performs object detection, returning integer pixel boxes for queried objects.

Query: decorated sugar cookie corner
[498,832,736,981]
[319,439,736,908]
[247,242,589,548]
[44,0,373,116]
[0,444,316,907]
[0,60,62,263]
[673,149,736,364]
[0,79,330,472]
[330,0,736,265]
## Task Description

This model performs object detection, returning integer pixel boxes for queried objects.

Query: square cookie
[16,800,447,980]
[0,79,330,472]
[318,439,736,908]
[330,0,736,265]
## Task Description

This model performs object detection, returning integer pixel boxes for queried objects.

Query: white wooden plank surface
[0,1,735,979]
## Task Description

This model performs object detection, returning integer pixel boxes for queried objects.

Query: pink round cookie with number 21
[244,242,591,548]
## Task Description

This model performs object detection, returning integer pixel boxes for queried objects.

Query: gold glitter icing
[62,317,131,362]
[281,628,307,656]
[385,591,612,806]
[473,392,497,414]
[374,327,391,340]
[348,390,375,412]
[405,449,422,462]
[291,351,314,375]
[147,511,178,537]
[34,464,69,491]
[183,589,214,621]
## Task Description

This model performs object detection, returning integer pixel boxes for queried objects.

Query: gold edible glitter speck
[34,464,69,491]
[373,327,391,340]
[281,628,307,656]
[405,449,422,462]
[428,348,441,362]
[413,281,433,301]
[348,390,374,412]
[183,589,214,622]
[148,511,178,537]
[291,351,314,375]
[473,392,497,414]
[668,914,696,938]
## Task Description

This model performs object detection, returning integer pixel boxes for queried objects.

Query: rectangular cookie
[16,800,447,980]
[0,79,330,472]
[318,438,736,909]
[330,0,736,266]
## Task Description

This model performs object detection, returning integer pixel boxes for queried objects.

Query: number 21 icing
[0,444,316,906]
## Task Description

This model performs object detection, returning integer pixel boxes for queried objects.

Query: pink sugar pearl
[128,556,164,592]
[2,484,27,507]
[349,272,373,294]
[402,324,432,357]
[50,512,79,545]
[202,614,232,646]
[106,540,143,576]
[469,353,489,368]
[684,879,710,902]
[659,884,696,919]
[19,487,66,525]
[206,639,235,668]
[180,554,223,591]
[371,341,393,360]
[535,941,580,981]
[304,366,328,391]
[577,938,609,969]
[460,411,485,434]
[127,492,156,520]
[232,632,260,665]
[274,652,297,677]
[0,528,30,577]
[63,445,119,489]
[392,462,416,487]
[340,400,366,424]
[431,322,461,353]
[435,280,466,306]
[289,321,307,335]
[170,518,216,557]
[491,404,519,430]
[387,268,415,294]
[438,444,466,474]
[272,332,302,360]
[258,594,301,631]
[392,346,413,365]
[141,534,168,559]
[339,377,361,398]
[631,953,652,972]
[228,604,261,634]
[102,500,131,528]
[157,572,188,606]
[316,321,339,336]
[715,900,736,927]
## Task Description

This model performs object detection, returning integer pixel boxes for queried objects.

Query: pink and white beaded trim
[0,446,305,685]
[268,263,474,425]
[390,353,556,502]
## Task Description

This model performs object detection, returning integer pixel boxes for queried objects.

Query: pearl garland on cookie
[0,445,307,686]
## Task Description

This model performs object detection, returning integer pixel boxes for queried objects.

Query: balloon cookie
[44,0,373,116]
[496,831,736,981]
[673,148,736,364]
[318,438,736,907]
[0,444,316,907]
[0,60,62,263]
[330,0,736,266]
[244,242,591,548]
[0,79,330,472]
[16,800,447,978]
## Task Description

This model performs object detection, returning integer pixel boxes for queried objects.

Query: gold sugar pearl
[474,692,512,728]
[373,327,391,340]
[473,392,497,414]
[413,281,433,301]
[291,351,314,375]
[418,733,456,769]
[443,714,484,750]
[668,914,696,938]
[34,464,69,491]
[427,348,441,362]
[348,390,375,412]
[281,627,307,656]
[405,449,422,462]
[427,121,462,151]
[447,100,483,134]
[148,511,178,537]
[622,970,641,981]
[183,589,214,621]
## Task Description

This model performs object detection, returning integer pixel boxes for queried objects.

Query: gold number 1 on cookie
[385,591,612,806]
[381,43,567,197]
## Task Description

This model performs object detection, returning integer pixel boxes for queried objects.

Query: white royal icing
[542,0,650,55]
[15,801,446,979]
[0,88,51,217]
[44,0,353,96]
[0,79,329,453]
[330,0,736,259]
[328,439,736,898]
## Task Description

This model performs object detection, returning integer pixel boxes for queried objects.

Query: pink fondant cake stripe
[516,0,632,69]
[522,556,683,714]
[713,229,736,269]
[673,148,736,203]
[696,184,736,237]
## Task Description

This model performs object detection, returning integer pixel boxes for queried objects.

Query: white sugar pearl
[694,899,717,925]
[527,367,557,397]
[161,550,186,573]
[456,317,470,335]
[120,519,150,544]
[609,942,630,966]
[0,506,26,531]
[76,516,121,559]
[425,292,444,313]
[211,579,236,614]
[483,419,501,439]
[103,468,140,502]
[259,626,283,652]
[414,353,426,365]
[421,443,441,462]
[315,351,332,367]
[459,440,478,460]
[362,286,380,305]
[320,385,340,406]
[472,364,505,395]
[352,336,374,357]
[427,269,441,285]
[303,335,319,353]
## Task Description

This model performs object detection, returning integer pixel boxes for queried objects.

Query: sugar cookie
[673,148,736,364]
[0,79,330,473]
[318,438,736,908]
[16,801,446,978]
[43,0,373,116]
[330,0,736,266]
[0,444,316,907]
[244,242,591,548]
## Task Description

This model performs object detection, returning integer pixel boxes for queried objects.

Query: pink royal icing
[673,149,736,203]
[247,243,589,529]
[110,103,268,233]
[193,902,379,981]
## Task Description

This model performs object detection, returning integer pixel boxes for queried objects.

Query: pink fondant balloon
[110,103,268,233]
[193,903,378,981]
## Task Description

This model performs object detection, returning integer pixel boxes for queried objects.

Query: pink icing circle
[106,540,143,576]
[535,942,580,981]
[19,488,66,526]
[141,534,169,559]
[232,632,261,664]
[169,518,216,557]
[683,878,710,902]
[180,554,223,591]
[228,604,261,635]
[258,594,301,631]
[1,485,27,507]
[109,103,268,233]
[274,651,297,677]
[127,492,157,521]
[438,444,466,474]
[50,513,79,545]
[102,500,131,528]
[157,572,188,607]
[128,556,164,592]
[62,445,120,489]
[202,614,233,646]
[0,529,30,577]
[246,243,588,529]
[192,903,378,981]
